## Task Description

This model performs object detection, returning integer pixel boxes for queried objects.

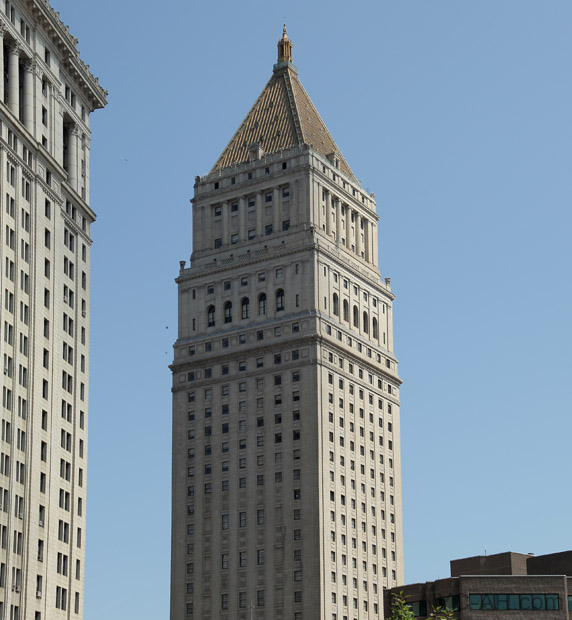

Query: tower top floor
[1,0,107,111]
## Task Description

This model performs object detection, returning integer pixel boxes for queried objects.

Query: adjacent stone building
[171,28,403,620]
[0,1,106,618]
[384,551,572,619]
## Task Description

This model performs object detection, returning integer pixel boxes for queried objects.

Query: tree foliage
[390,592,456,620]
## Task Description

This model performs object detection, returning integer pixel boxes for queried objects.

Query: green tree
[390,592,457,620]
[428,605,456,620]
[390,592,415,620]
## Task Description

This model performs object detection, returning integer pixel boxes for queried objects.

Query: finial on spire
[277,24,293,65]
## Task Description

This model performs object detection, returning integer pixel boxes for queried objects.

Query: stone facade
[171,29,402,620]
[0,1,106,618]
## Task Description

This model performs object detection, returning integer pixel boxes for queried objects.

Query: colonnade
[200,183,296,252]
[321,187,379,266]
[0,31,36,132]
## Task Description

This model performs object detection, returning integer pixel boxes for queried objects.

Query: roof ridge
[290,72,357,182]
[282,70,304,145]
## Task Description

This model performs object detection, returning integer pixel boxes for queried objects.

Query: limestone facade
[0,1,106,618]
[171,29,402,620]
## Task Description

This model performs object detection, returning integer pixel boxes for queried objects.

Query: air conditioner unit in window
[39,520,44,527]
[12,584,20,592]
[36,590,42,598]
[81,311,86,317]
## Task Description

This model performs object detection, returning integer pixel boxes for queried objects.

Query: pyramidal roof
[211,27,357,183]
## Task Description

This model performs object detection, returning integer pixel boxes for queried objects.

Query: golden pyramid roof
[210,28,357,183]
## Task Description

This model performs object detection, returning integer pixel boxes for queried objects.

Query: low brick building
[384,551,572,618]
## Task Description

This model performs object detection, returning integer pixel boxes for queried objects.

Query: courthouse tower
[0,1,106,618]
[172,28,403,620]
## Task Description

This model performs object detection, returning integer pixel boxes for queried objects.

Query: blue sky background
[51,1,572,617]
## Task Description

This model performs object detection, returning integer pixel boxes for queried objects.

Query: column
[344,205,351,249]
[364,219,371,262]
[204,206,213,250]
[255,191,263,236]
[368,221,375,263]
[23,61,34,132]
[222,201,230,245]
[325,190,332,236]
[272,187,280,233]
[84,134,91,202]
[356,214,363,257]
[8,42,20,118]
[335,197,342,243]
[68,124,79,189]
[239,196,246,241]
[0,26,6,104]
[193,207,203,253]
[373,220,379,267]
[310,176,319,230]
[291,179,298,227]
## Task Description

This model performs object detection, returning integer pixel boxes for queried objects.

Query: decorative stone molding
[8,41,21,55]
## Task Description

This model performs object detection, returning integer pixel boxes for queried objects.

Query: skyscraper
[171,28,402,620]
[0,2,106,618]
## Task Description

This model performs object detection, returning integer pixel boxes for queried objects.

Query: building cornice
[25,0,107,109]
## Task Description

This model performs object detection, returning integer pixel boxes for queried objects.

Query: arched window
[224,301,232,323]
[258,294,267,316]
[333,293,339,317]
[343,300,349,322]
[353,305,359,328]
[207,305,216,327]
[276,289,285,312]
[363,311,369,334]
[372,317,378,339]
[241,298,250,320]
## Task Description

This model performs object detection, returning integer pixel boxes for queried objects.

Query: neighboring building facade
[384,551,572,619]
[171,29,403,620]
[0,2,106,619]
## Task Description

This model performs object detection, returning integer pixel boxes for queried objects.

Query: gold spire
[277,24,293,64]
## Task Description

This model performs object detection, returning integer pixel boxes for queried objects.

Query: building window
[207,306,215,327]
[333,293,339,316]
[241,297,249,319]
[224,302,232,323]
[276,289,285,312]
[258,294,267,315]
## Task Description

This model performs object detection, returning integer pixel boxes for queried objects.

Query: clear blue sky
[51,0,572,617]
